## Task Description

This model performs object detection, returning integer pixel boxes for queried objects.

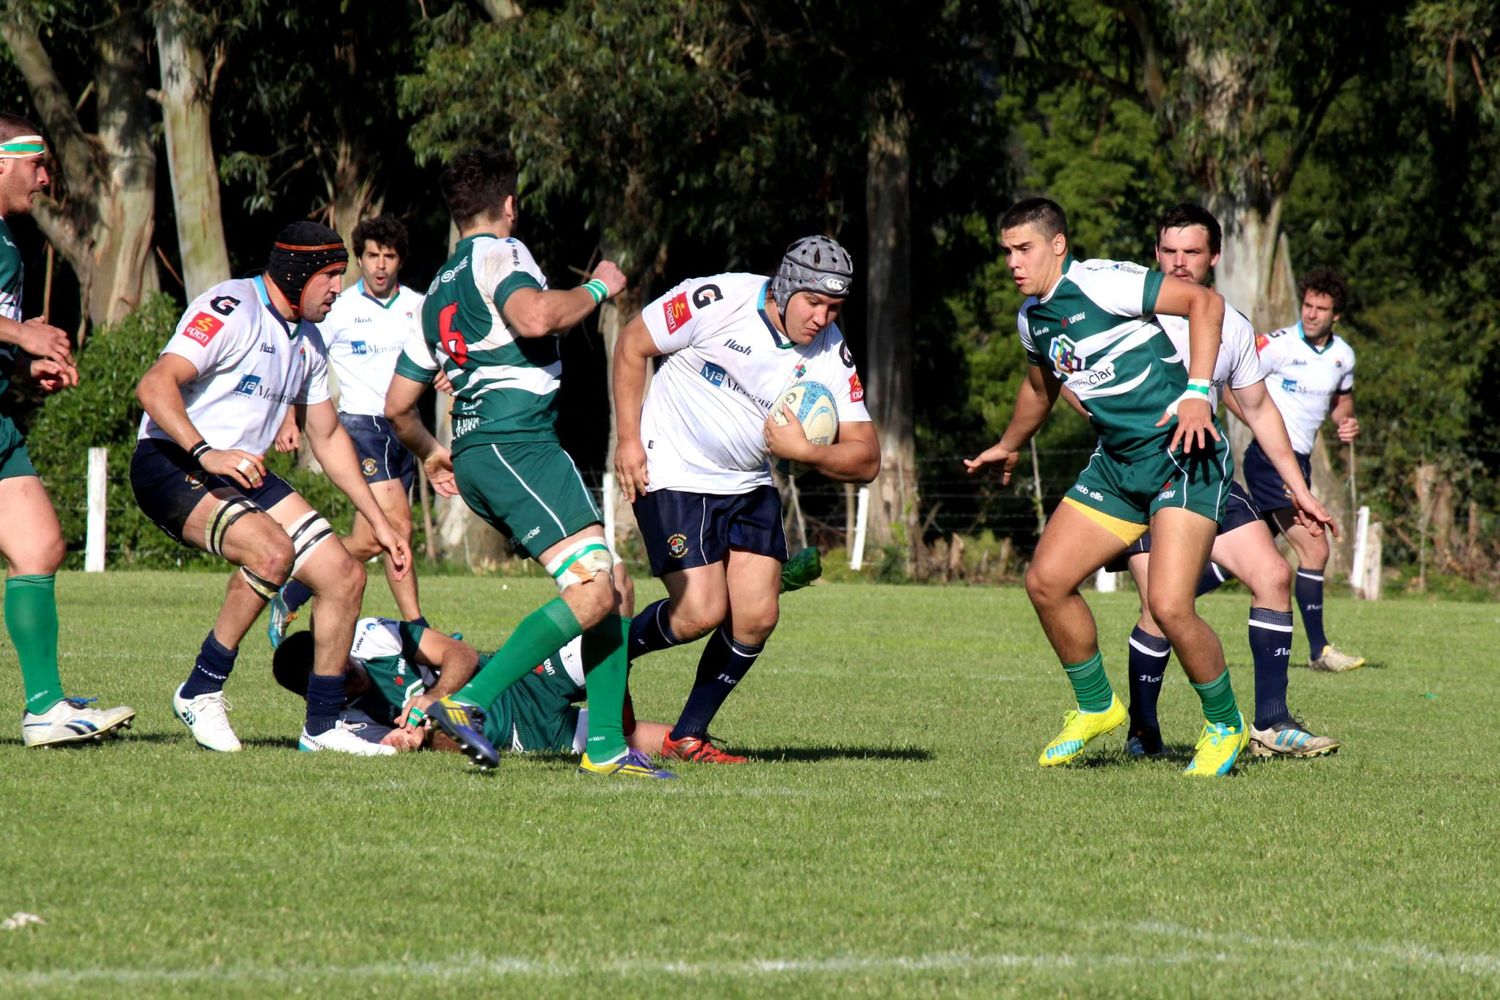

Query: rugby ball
[773,381,839,446]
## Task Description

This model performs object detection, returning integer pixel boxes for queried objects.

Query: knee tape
[545,537,613,592]
[287,512,335,576]
[205,496,261,558]
[239,565,281,601]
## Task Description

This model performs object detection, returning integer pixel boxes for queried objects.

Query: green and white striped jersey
[396,234,559,453]
[1019,256,1199,460]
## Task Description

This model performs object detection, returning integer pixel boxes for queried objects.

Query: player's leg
[1026,497,1133,765]
[1123,548,1170,757]
[1211,519,1340,758]
[0,468,136,746]
[348,480,421,621]
[627,488,733,661]
[1278,511,1363,671]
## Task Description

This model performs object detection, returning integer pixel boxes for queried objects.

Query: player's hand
[14,319,73,367]
[26,357,78,393]
[1159,396,1220,454]
[433,368,455,395]
[380,725,425,751]
[1291,488,1338,539]
[592,260,627,300]
[372,519,412,581]
[963,442,1022,484]
[614,436,649,502]
[1336,417,1360,442]
[764,404,816,463]
[200,449,267,490]
[423,447,459,497]
[273,416,300,453]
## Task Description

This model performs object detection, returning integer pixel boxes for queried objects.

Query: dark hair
[440,149,518,228]
[271,632,315,698]
[1299,266,1348,313]
[1156,203,1222,255]
[999,197,1069,242]
[0,112,40,144]
[352,215,408,259]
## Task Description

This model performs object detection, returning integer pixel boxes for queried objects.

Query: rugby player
[0,114,135,746]
[269,215,428,643]
[612,237,880,763]
[1112,204,1340,759]
[384,148,673,778]
[965,197,1247,776]
[132,221,411,756]
[1234,268,1365,672]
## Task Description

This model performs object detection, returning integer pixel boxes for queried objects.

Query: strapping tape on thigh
[288,512,335,575]
[545,538,613,591]
[205,496,261,557]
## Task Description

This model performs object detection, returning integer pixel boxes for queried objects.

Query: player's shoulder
[1255,323,1296,352]
[1064,258,1152,302]
[350,616,403,658]
[178,277,260,335]
[1222,304,1256,341]
[1077,258,1150,276]
[669,272,762,309]
[1329,333,1356,361]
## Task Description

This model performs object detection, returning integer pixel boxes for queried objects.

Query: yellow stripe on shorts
[1060,496,1149,545]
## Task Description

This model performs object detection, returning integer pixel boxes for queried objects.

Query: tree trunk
[863,83,919,575]
[155,2,229,299]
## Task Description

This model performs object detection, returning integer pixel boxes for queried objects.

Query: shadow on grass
[748,745,934,763]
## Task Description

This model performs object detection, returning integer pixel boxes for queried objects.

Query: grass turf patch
[1,572,1497,997]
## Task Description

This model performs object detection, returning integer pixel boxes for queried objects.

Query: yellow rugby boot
[1183,712,1251,777]
[1038,694,1127,766]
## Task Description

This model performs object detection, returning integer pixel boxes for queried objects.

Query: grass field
[2,572,1497,997]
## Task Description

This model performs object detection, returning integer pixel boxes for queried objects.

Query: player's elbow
[509,304,556,339]
[854,449,881,484]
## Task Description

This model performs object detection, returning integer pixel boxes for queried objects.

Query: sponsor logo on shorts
[663,291,691,333]
[667,533,688,558]
[1158,489,1177,500]
[1075,483,1089,495]
[519,526,541,545]
[691,284,722,308]
[1090,491,1104,501]
[181,312,224,346]
[233,374,262,396]
[361,457,378,477]
[848,372,864,402]
[185,471,205,490]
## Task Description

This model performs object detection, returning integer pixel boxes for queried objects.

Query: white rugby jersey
[638,272,871,494]
[1254,323,1355,454]
[1156,304,1262,410]
[322,280,424,416]
[138,276,330,455]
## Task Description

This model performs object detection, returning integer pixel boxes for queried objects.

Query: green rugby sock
[1063,651,1113,713]
[457,598,581,709]
[6,574,64,715]
[1190,669,1241,729]
[579,615,630,763]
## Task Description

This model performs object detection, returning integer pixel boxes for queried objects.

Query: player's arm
[502,261,626,338]
[764,415,881,483]
[611,312,666,502]
[135,354,266,490]
[301,398,411,577]
[963,363,1058,484]
[385,372,458,497]
[410,629,482,702]
[1330,390,1358,442]
[1152,277,1224,454]
[1230,381,1334,536]
[0,316,73,366]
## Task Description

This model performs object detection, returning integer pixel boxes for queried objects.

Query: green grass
[2,573,1497,997]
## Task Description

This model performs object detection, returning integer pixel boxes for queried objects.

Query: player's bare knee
[562,574,615,630]
[1024,565,1063,608]
[1250,558,1293,604]
[246,534,294,585]
[1146,592,1195,637]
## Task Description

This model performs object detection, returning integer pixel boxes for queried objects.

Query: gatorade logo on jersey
[663,292,691,333]
[849,372,864,402]
[182,312,224,347]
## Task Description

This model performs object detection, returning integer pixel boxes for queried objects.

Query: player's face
[1000,224,1066,297]
[1155,225,1219,286]
[782,291,843,343]
[1301,290,1339,339]
[300,267,346,322]
[0,155,49,216]
[358,242,402,298]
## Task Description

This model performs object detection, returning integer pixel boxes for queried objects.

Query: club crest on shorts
[361,457,378,477]
[185,471,205,490]
[667,533,689,558]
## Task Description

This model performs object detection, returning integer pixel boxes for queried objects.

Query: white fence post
[85,447,107,572]
[1350,505,1370,598]
[1094,568,1118,592]
[849,485,871,571]
[602,470,617,558]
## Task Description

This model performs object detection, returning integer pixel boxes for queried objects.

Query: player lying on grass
[271,567,671,759]
[1098,204,1339,760]
[966,197,1248,777]
[612,236,879,764]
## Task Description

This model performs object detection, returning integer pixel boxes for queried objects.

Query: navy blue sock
[282,579,314,614]
[1249,607,1294,729]
[304,673,347,736]
[628,599,680,663]
[1295,570,1329,655]
[671,628,762,740]
[181,631,238,699]
[1126,626,1171,732]
[1196,561,1233,597]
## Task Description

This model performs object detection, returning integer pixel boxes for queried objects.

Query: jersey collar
[357,278,399,310]
[253,275,299,339]
[757,280,796,350]
[1037,253,1075,304]
[1296,320,1334,354]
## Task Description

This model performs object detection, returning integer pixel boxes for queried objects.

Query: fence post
[849,485,871,571]
[85,446,107,572]
[1350,505,1370,598]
